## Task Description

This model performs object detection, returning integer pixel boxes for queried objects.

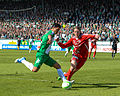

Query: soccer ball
[62,81,72,89]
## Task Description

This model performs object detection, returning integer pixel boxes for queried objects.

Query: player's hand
[95,34,100,40]
[47,40,52,44]
[55,38,59,42]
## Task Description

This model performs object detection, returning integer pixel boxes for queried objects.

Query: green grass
[0,49,120,96]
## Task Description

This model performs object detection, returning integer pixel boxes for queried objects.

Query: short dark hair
[52,23,61,28]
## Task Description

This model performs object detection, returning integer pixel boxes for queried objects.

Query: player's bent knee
[71,63,76,69]
[53,63,61,69]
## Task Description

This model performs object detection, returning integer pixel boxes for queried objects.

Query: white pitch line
[0,77,48,82]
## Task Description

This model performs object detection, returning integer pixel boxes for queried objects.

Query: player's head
[73,26,81,37]
[51,23,61,34]
[113,34,116,39]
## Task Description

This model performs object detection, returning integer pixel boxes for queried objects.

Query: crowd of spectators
[0,0,120,41]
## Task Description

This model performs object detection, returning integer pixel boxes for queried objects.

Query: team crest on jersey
[73,40,77,45]
[73,39,81,46]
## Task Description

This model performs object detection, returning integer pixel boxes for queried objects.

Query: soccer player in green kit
[15,23,72,85]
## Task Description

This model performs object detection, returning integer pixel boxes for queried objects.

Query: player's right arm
[110,38,113,46]
[55,38,73,49]
[47,35,52,44]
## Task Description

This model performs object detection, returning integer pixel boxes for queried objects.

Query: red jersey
[91,38,96,46]
[58,34,95,59]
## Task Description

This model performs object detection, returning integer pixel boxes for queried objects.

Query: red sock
[93,51,96,57]
[64,69,70,77]
[64,73,68,77]
[66,69,75,81]
[89,51,91,58]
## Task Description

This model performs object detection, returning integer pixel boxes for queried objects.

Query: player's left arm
[55,38,73,49]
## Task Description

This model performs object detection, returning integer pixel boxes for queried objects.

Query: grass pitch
[0,49,120,96]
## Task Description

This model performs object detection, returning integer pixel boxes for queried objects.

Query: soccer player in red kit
[89,38,97,59]
[55,26,99,81]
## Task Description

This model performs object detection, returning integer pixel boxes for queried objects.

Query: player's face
[54,27,60,34]
[113,35,115,39]
[73,28,80,37]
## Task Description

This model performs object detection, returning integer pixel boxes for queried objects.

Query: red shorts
[71,55,87,70]
[91,43,96,49]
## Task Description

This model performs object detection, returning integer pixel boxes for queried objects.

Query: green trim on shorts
[34,52,57,69]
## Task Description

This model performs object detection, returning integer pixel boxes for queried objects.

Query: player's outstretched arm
[55,38,73,49]
[47,35,52,44]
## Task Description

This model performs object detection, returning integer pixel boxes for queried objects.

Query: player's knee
[53,63,61,69]
[71,60,77,66]
[71,63,76,69]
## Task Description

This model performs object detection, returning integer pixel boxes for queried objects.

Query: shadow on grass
[72,82,120,89]
[52,82,120,89]
[88,57,120,61]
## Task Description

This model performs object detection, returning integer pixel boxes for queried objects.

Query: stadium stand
[0,0,120,41]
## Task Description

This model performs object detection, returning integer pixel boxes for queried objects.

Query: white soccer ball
[62,81,72,89]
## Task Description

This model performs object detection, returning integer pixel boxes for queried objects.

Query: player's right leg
[45,56,73,84]
[15,52,43,72]
[29,45,32,53]
[65,58,86,81]
[114,47,117,57]
[93,48,96,59]
[15,57,34,71]
[112,49,114,59]
[66,60,77,81]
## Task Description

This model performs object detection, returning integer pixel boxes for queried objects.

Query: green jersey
[38,30,55,55]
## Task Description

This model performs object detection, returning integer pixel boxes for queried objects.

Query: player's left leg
[53,63,67,81]
[29,48,31,53]
[17,45,20,50]
[93,47,96,59]
[114,47,117,57]
[45,56,67,81]
[65,58,87,81]
[112,49,115,59]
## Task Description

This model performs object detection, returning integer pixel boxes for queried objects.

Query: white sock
[29,49,31,53]
[65,51,68,56]
[72,50,73,54]
[21,60,34,71]
[57,69,66,81]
